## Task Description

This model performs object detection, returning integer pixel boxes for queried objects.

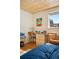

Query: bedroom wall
[20,7,59,38]
[20,10,33,38]
[33,7,59,35]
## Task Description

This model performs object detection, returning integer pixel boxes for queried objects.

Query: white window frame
[48,12,59,28]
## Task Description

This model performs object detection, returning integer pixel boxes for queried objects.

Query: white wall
[20,10,33,37]
[33,7,59,35]
[20,7,59,37]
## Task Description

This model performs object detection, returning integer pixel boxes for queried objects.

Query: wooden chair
[48,33,59,45]
[28,32,36,42]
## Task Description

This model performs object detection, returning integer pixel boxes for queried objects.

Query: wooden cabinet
[36,34,45,46]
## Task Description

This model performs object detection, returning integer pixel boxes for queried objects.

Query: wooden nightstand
[36,34,45,46]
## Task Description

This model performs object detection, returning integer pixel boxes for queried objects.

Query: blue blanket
[20,44,59,59]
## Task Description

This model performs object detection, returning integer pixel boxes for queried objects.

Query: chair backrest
[48,33,59,45]
[28,32,33,36]
[48,33,57,40]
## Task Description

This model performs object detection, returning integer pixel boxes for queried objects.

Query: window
[48,12,59,28]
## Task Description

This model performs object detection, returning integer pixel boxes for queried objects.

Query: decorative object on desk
[35,31,40,34]
[40,31,47,34]
[36,17,42,27]
[43,31,47,34]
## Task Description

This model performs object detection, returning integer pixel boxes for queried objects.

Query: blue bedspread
[20,44,59,59]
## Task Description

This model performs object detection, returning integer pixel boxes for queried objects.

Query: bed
[20,43,59,59]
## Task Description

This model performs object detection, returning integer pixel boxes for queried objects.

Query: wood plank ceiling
[20,0,59,14]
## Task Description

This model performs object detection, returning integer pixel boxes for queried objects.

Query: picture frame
[36,18,42,27]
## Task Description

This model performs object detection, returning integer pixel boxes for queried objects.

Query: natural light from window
[48,12,59,28]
